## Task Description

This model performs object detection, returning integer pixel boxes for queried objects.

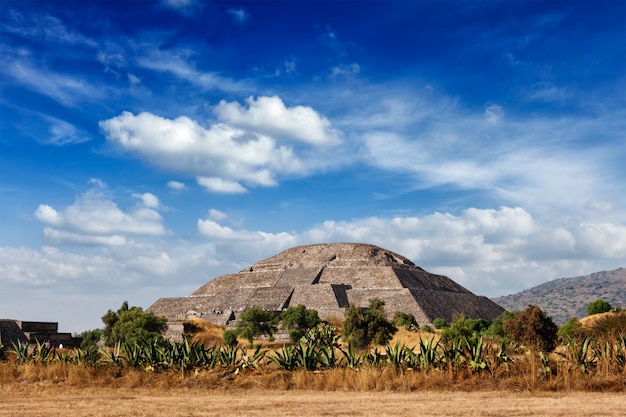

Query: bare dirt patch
[1,385,625,417]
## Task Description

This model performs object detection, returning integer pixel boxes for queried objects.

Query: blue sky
[1,0,625,333]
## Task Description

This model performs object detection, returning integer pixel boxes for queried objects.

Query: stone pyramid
[149,243,504,339]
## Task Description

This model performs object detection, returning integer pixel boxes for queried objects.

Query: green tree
[101,301,167,347]
[280,304,321,342]
[342,298,396,349]
[502,305,558,352]
[236,306,279,346]
[79,328,103,348]
[587,299,612,316]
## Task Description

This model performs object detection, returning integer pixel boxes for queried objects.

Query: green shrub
[420,324,434,333]
[79,328,103,348]
[280,305,321,343]
[587,299,612,316]
[342,298,396,349]
[433,318,448,329]
[558,317,582,340]
[223,330,238,348]
[393,311,419,331]
[440,314,490,344]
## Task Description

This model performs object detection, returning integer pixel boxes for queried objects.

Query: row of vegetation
[1,299,624,391]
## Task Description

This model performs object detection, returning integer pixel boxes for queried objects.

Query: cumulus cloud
[166,180,187,191]
[100,99,343,192]
[134,192,160,209]
[197,177,248,194]
[214,96,341,146]
[34,188,166,246]
[208,208,227,221]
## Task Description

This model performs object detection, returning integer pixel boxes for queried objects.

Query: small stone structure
[148,243,505,341]
[0,319,81,347]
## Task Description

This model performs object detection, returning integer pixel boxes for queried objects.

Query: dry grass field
[1,384,626,417]
[2,319,624,416]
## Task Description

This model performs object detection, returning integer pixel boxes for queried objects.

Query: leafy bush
[236,306,279,346]
[393,311,419,331]
[432,318,448,329]
[484,311,518,339]
[440,314,490,344]
[79,328,103,348]
[502,305,558,352]
[421,324,434,333]
[280,304,321,342]
[101,301,167,347]
[223,330,238,348]
[558,317,582,340]
[342,298,396,349]
[587,299,612,316]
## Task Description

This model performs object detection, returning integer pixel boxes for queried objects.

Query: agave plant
[462,337,487,373]
[237,345,266,371]
[415,337,442,370]
[100,341,124,367]
[10,341,30,364]
[340,342,365,369]
[268,344,299,371]
[316,344,340,369]
[383,342,406,369]
[561,335,596,373]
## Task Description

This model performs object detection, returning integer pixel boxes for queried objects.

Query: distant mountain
[492,268,626,325]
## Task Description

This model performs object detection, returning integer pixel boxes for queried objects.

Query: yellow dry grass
[579,311,625,328]
[184,318,226,346]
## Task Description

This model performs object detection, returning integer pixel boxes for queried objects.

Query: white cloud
[135,192,160,209]
[227,8,250,23]
[197,177,248,194]
[166,180,187,191]
[43,227,127,246]
[208,208,227,221]
[35,204,61,225]
[34,188,166,246]
[100,103,343,192]
[215,96,341,146]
